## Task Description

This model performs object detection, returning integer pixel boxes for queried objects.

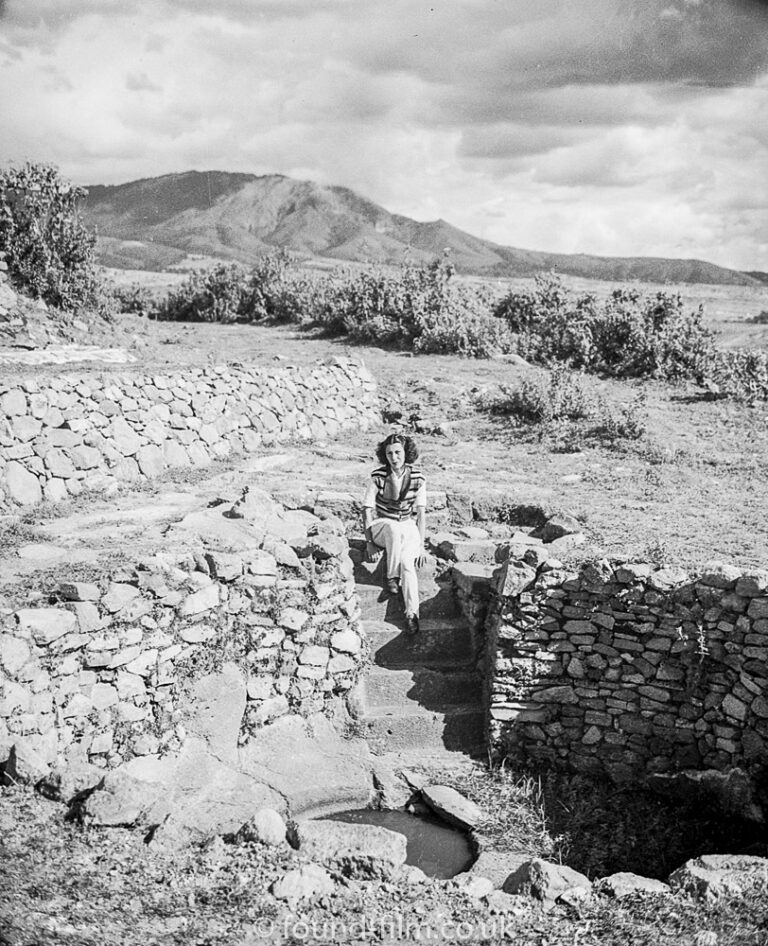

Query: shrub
[702,348,768,402]
[153,252,514,357]
[493,274,718,382]
[748,310,768,325]
[156,263,250,322]
[110,282,156,318]
[0,162,108,313]
[485,365,597,424]
[304,255,514,356]
[155,250,322,325]
[479,366,647,451]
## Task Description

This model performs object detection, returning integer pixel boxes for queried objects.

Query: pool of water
[320,808,475,879]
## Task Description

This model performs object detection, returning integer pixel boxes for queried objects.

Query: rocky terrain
[2,265,768,944]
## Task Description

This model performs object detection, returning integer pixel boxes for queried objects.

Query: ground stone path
[0,345,136,365]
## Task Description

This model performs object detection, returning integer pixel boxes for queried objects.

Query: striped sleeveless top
[371,465,426,521]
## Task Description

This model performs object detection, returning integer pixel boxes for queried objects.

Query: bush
[110,282,157,318]
[702,348,768,402]
[485,365,597,424]
[0,162,108,313]
[304,255,514,356]
[493,274,718,382]
[154,252,514,357]
[156,252,298,323]
[156,263,250,322]
[479,365,647,451]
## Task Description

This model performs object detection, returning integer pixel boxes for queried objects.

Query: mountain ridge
[82,170,765,287]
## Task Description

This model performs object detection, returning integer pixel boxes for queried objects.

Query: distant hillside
[82,171,765,286]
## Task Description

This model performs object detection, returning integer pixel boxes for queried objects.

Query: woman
[362,433,427,634]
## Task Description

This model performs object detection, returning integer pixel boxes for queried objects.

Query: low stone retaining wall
[487,557,768,813]
[0,489,368,791]
[0,357,379,510]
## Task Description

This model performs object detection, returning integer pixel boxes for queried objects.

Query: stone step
[364,617,474,667]
[361,704,486,755]
[350,546,440,580]
[355,581,459,621]
[362,666,483,709]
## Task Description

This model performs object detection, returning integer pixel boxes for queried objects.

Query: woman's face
[385,441,406,471]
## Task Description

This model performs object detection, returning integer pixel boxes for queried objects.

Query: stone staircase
[352,554,486,760]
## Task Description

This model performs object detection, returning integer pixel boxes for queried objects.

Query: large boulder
[668,854,768,901]
[454,875,495,899]
[80,769,172,828]
[503,858,592,907]
[76,712,372,847]
[596,872,670,899]
[465,850,529,888]
[292,820,407,878]
[38,758,105,804]
[238,713,373,816]
[271,864,335,903]
[80,736,285,846]
[420,784,485,830]
[372,760,414,810]
[538,514,582,543]
[237,808,287,846]
[1,737,57,787]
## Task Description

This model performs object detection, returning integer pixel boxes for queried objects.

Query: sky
[1,0,767,271]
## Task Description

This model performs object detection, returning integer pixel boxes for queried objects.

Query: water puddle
[320,808,475,879]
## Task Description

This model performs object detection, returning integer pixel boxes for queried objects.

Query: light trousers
[369,516,421,617]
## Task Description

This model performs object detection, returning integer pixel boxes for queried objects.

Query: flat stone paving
[0,346,136,366]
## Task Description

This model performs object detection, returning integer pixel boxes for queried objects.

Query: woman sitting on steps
[362,433,427,634]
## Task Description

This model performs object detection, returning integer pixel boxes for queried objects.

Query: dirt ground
[4,305,768,573]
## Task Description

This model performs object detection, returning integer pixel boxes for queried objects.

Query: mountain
[82,171,765,286]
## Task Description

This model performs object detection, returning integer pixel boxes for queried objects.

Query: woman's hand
[415,549,428,569]
[366,541,382,563]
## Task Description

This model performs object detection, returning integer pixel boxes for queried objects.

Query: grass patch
[426,762,766,880]
[0,518,42,553]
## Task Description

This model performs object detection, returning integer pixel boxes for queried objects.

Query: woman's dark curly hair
[376,433,419,467]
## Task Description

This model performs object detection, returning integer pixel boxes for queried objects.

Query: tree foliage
[0,162,106,312]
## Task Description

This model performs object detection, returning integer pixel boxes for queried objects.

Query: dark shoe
[405,613,420,635]
[386,578,400,596]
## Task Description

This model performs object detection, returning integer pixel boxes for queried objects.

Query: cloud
[0,0,766,270]
[348,0,768,92]
[125,71,161,93]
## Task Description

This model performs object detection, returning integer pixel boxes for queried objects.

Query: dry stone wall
[0,490,368,794]
[487,557,768,813]
[0,357,379,510]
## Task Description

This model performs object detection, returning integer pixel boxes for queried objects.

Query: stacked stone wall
[0,357,379,509]
[0,500,368,790]
[488,558,768,799]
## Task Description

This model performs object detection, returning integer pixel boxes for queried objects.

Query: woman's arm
[363,481,381,562]
[415,506,427,567]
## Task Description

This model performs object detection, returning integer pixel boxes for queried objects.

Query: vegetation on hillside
[0,162,112,314]
[81,170,762,286]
